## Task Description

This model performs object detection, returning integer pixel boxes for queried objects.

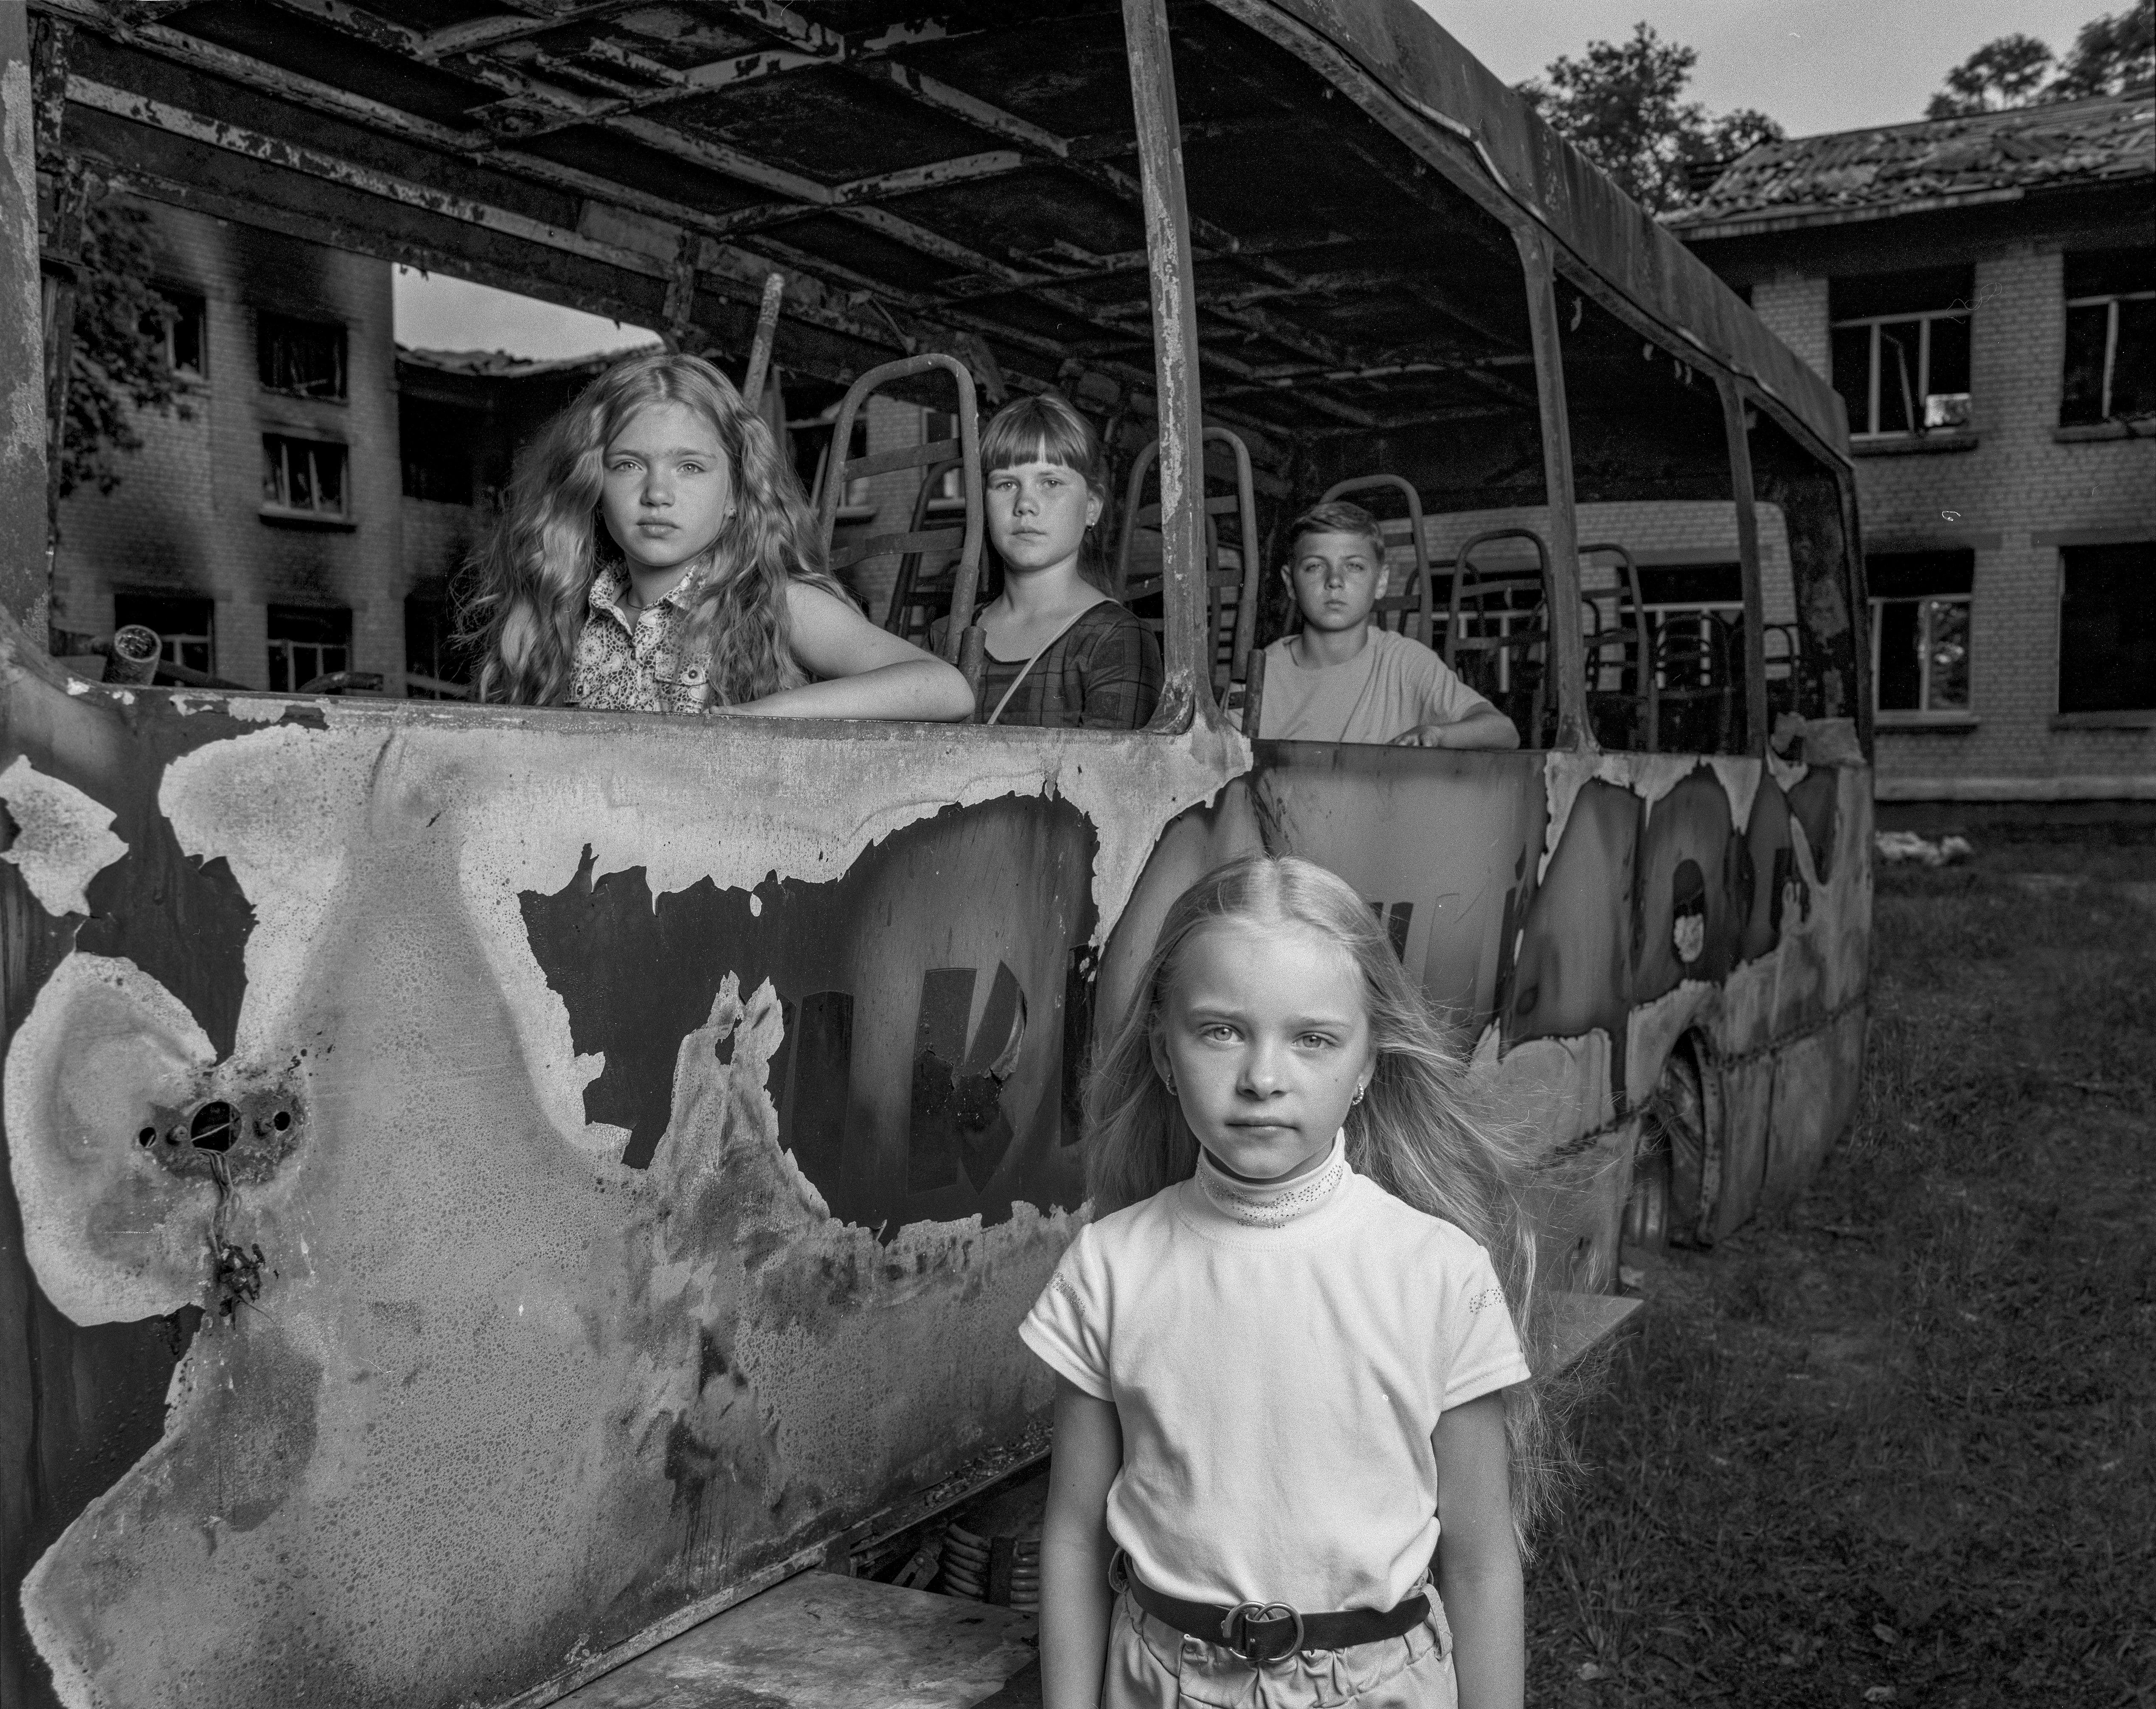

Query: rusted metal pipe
[1120,0,1211,728]
[1718,378,1771,757]
[1514,228,1592,750]
[101,624,160,686]
[742,269,784,406]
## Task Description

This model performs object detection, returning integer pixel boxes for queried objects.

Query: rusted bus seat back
[1320,475,1435,647]
[1650,610,1742,753]
[1577,542,1655,750]
[1763,621,1808,728]
[817,354,987,703]
[1115,427,1262,696]
[1448,528,1554,745]
[881,458,963,645]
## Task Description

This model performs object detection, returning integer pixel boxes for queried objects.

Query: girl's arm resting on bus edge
[1432,1391,1526,1709]
[729,581,976,720]
[1391,706,1520,749]
[1041,1376,1122,1709]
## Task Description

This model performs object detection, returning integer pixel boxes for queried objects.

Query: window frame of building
[112,593,215,679]
[1867,550,1974,725]
[266,604,353,694]
[1829,268,1976,441]
[2060,249,2155,427]
[257,312,348,400]
[261,433,350,523]
[149,287,207,381]
[399,395,481,505]
[2057,541,2156,722]
[403,592,470,700]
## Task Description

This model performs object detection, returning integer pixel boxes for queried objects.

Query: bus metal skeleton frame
[0,6,1872,1708]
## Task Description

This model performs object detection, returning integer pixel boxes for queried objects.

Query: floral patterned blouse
[570,565,712,714]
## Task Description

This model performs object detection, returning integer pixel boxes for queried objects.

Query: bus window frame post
[1121,0,1212,726]
[1719,377,1771,757]
[1,7,50,629]
[1515,229,1591,750]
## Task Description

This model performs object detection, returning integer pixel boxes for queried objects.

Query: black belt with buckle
[1115,1557,1427,1665]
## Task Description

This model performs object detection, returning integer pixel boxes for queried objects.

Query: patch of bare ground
[1527,843,2156,1708]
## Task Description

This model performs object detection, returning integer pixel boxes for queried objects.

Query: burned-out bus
[0,3,1871,1705]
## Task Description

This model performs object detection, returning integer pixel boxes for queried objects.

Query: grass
[1526,837,2156,1707]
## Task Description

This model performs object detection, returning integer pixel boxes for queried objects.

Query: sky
[395,0,2117,361]
[1432,0,2114,138]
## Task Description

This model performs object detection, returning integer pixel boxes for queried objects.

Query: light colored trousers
[1102,1588,1458,1709]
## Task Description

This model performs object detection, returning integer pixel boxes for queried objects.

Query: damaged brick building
[1674,91,2156,807]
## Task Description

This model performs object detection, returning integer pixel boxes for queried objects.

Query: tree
[1926,4,2153,117]
[59,198,191,499]
[1516,23,1785,214]
[2049,0,2156,98]
[1926,33,2055,117]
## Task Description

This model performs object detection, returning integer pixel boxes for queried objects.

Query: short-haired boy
[1254,501,1521,749]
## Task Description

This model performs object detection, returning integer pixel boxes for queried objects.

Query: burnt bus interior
[27,0,1867,755]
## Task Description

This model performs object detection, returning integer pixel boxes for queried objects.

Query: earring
[1163,1071,1177,1096]
[1351,1084,1366,1106]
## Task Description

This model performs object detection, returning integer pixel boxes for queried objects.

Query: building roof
[395,346,647,380]
[1671,93,2156,240]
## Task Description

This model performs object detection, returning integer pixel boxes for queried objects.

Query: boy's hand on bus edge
[1391,723,1453,748]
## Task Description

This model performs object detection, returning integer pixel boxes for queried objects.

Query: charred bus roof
[34,0,1849,471]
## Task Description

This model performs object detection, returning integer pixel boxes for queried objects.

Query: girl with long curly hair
[464,351,973,720]
[1025,854,1570,1709]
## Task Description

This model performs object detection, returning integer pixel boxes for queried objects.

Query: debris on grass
[1874,830,1972,866]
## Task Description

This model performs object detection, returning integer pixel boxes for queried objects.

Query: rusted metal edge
[497,1541,833,1709]
[509,1421,1054,1705]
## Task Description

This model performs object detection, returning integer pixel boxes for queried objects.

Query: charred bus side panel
[0,641,1241,1708]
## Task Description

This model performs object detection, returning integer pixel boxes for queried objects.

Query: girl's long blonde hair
[1086,852,1580,1549]
[464,351,844,706]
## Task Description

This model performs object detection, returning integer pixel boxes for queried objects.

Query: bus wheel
[1628,1046,1711,1251]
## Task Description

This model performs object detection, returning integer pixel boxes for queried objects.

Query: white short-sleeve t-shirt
[1019,1135,1529,1613]
[1256,627,1492,745]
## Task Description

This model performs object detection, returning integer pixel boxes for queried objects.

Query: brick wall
[54,198,404,691]
[1762,246,2156,796]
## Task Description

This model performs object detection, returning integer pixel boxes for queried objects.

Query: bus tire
[1628,1042,1715,1251]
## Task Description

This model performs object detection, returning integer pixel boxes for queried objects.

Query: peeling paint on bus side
[0,753,129,914]
[1248,740,1871,1279]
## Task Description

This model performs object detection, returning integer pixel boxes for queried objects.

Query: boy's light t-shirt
[1256,627,1492,745]
[1018,1142,1530,1613]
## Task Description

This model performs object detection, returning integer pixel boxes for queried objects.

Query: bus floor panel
[555,1569,1038,1708]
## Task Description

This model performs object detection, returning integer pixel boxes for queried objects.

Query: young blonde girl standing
[467,350,973,720]
[1024,854,1553,1709]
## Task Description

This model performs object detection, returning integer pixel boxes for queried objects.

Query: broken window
[404,595,470,699]
[2058,541,2156,714]
[1830,268,1974,438]
[1867,550,1972,717]
[146,287,206,379]
[267,605,352,694]
[257,312,346,399]
[261,434,347,518]
[2061,249,2155,426]
[112,593,214,677]
[400,396,479,504]
[922,410,964,503]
